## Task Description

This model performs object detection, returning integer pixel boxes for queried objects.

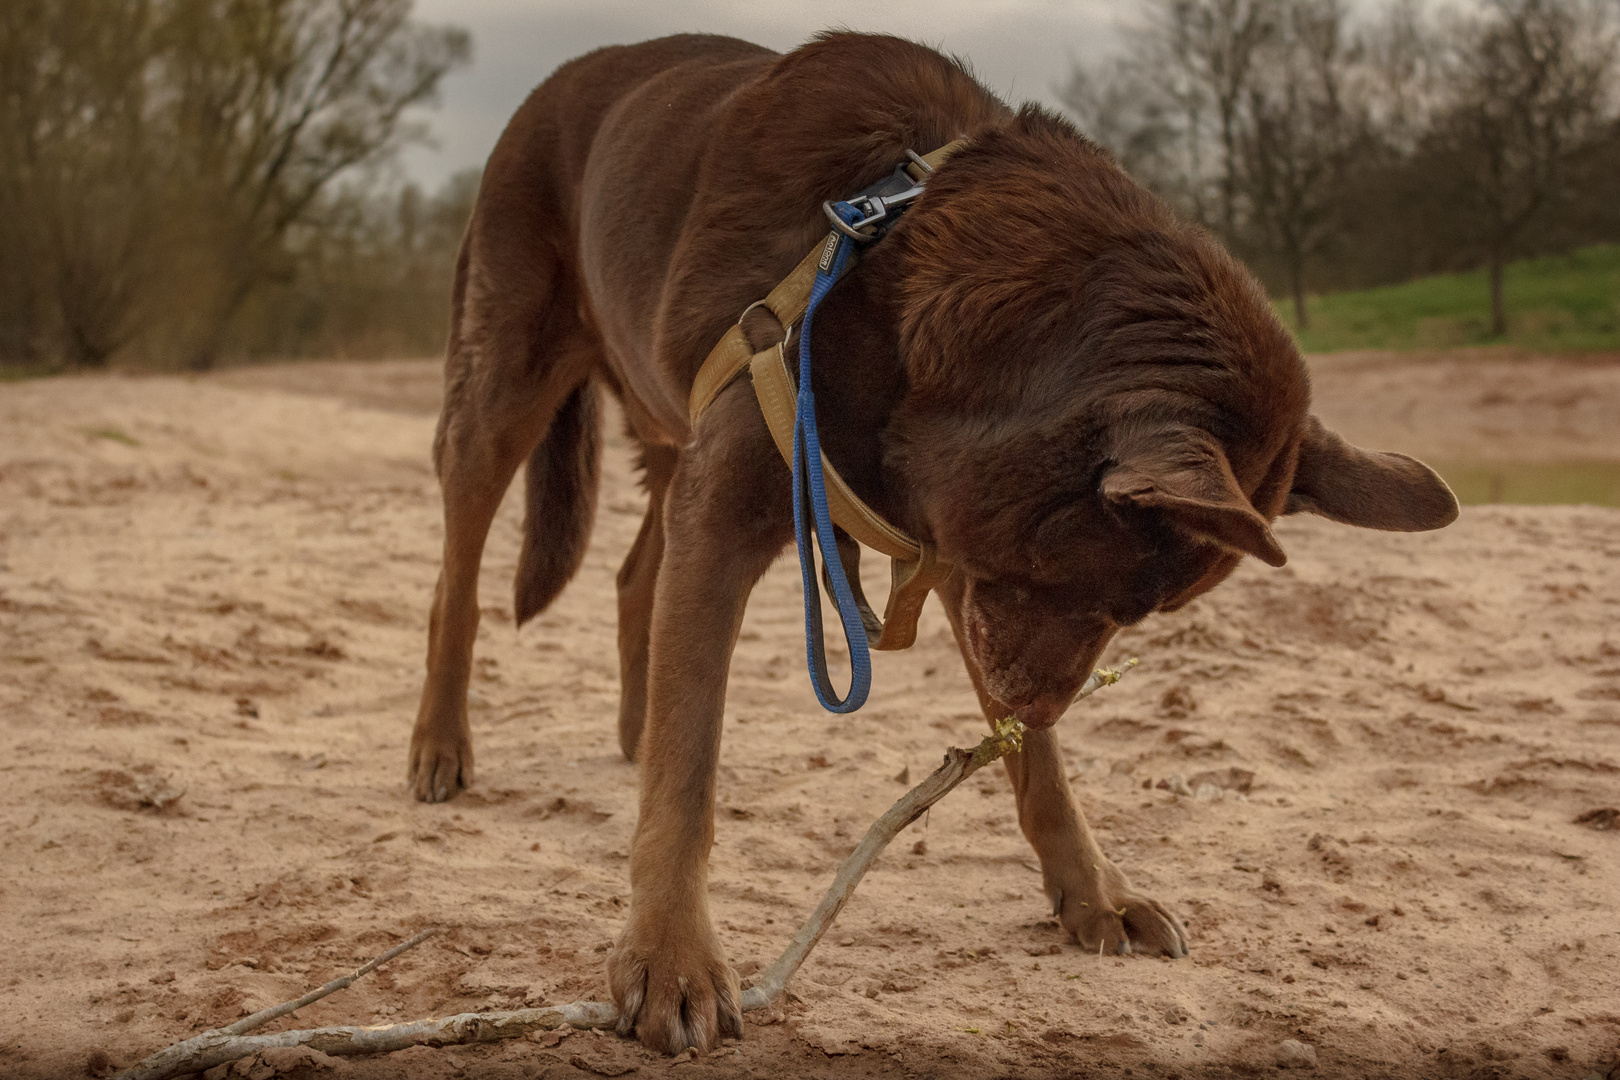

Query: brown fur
[514,379,601,626]
[405,32,1457,1055]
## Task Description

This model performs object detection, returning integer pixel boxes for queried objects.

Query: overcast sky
[400,0,1125,189]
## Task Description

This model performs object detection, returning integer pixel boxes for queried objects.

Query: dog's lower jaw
[608,889,743,1054]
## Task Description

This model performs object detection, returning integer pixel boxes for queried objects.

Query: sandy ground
[1306,350,1620,465]
[2,355,1618,1080]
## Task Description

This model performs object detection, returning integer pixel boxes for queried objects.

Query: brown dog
[405,32,1457,1054]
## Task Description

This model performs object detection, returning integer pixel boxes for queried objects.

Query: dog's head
[874,109,1457,728]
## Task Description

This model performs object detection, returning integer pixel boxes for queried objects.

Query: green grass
[0,362,64,382]
[1283,244,1620,353]
[80,425,140,447]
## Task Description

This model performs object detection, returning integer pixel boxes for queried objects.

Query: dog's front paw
[1050,860,1189,958]
[608,911,742,1054]
[407,723,472,803]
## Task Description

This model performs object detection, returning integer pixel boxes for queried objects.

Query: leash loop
[792,200,871,712]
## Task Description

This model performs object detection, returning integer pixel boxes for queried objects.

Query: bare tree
[1429,0,1619,335]
[235,166,477,359]
[1239,0,1363,328]
[1060,1,1281,238]
[0,0,467,369]
[1058,57,1190,200]
[0,0,165,366]
[1360,0,1443,154]
[1164,0,1281,236]
[157,0,469,368]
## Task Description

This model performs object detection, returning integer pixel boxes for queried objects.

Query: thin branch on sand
[225,927,440,1036]
[115,662,1137,1080]
[114,928,439,1080]
[115,1001,621,1080]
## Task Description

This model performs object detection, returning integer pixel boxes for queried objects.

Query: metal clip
[821,184,927,242]
[737,299,793,347]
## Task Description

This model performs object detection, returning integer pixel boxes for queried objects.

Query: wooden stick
[744,657,1136,1008]
[115,663,1136,1079]
[114,928,439,1080]
[224,928,439,1036]
[114,1002,619,1080]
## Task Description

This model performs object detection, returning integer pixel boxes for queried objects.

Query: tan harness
[687,142,963,651]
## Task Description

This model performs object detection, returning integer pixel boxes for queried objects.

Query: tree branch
[223,927,439,1036]
[112,928,439,1080]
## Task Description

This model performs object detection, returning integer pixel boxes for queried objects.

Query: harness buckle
[821,154,931,242]
[821,185,926,241]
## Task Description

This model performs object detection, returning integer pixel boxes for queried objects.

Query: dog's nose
[1012,692,1070,730]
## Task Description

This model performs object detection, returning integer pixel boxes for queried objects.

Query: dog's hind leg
[615,443,676,761]
[408,213,600,803]
[934,575,1190,959]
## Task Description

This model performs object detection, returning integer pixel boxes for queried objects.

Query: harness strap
[748,342,946,652]
[687,248,823,427]
[749,342,918,561]
[686,140,962,705]
[687,141,964,429]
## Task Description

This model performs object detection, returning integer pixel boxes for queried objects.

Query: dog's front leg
[934,576,1189,959]
[1000,726,1189,958]
[608,394,790,1054]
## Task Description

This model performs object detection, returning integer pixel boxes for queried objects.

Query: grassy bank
[1285,244,1620,353]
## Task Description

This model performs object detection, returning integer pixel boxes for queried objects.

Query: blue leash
[791,201,871,713]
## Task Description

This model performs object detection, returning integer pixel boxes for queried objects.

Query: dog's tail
[514,379,602,626]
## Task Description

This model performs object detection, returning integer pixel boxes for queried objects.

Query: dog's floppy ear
[1102,432,1288,567]
[1285,415,1459,531]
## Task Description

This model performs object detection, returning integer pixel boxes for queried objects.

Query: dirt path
[1,361,1617,1079]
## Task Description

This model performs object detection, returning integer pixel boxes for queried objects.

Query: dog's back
[453,33,1004,626]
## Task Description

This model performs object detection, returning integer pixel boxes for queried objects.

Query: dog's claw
[1048,856,1190,959]
[407,727,473,803]
[608,916,741,1055]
